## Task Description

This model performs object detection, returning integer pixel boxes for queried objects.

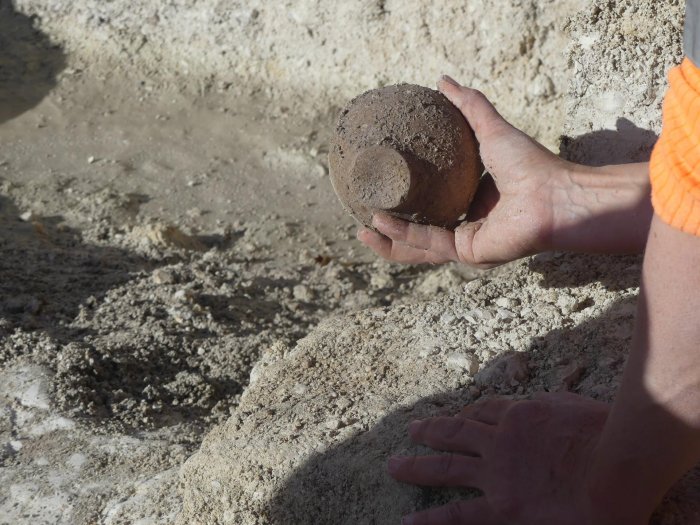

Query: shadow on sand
[559,117,659,166]
[266,253,699,524]
[0,0,66,124]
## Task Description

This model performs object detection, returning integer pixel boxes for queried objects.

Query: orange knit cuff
[650,58,700,236]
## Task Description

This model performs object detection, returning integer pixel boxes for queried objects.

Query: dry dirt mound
[174,253,673,524]
[0,177,470,523]
[179,253,700,524]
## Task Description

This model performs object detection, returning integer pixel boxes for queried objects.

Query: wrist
[547,162,652,254]
[582,445,656,525]
[584,480,652,525]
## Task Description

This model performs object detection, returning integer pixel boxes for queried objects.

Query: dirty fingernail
[439,74,459,86]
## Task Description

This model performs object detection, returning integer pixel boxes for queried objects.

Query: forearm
[585,215,700,524]
[548,162,653,255]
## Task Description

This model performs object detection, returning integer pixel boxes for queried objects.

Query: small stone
[474,352,529,387]
[131,223,205,251]
[529,73,555,98]
[152,268,177,285]
[446,352,480,374]
[66,453,87,470]
[494,297,517,309]
[439,312,457,326]
[325,419,343,430]
[292,284,314,302]
[173,289,194,303]
[495,309,514,321]
[19,211,34,222]
[370,272,392,289]
[87,156,97,164]
[558,362,586,391]
[293,383,308,395]
[335,397,353,411]
[556,294,577,314]
[471,307,494,321]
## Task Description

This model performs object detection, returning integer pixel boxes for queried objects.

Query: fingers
[356,212,461,265]
[388,454,481,487]
[401,498,504,525]
[458,397,517,425]
[357,228,453,264]
[358,216,497,268]
[372,214,460,261]
[454,218,513,269]
[409,417,493,456]
[452,220,503,269]
[437,75,512,142]
[452,220,489,267]
[359,213,505,268]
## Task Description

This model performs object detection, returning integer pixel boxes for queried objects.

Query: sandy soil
[1,1,534,522]
[179,253,700,524]
[5,0,690,524]
[1,73,471,523]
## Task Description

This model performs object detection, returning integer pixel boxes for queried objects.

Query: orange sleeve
[650,58,700,236]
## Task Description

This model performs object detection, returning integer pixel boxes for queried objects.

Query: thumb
[437,75,512,143]
[454,219,503,269]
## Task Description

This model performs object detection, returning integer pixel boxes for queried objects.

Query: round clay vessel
[328,83,483,230]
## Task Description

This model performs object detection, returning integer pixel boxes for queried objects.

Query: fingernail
[439,74,459,86]
[387,456,403,474]
[402,515,416,525]
[373,212,396,229]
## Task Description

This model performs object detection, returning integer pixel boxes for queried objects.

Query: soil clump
[329,84,481,229]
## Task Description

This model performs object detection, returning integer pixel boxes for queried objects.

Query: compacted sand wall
[16,0,579,148]
[562,0,684,165]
